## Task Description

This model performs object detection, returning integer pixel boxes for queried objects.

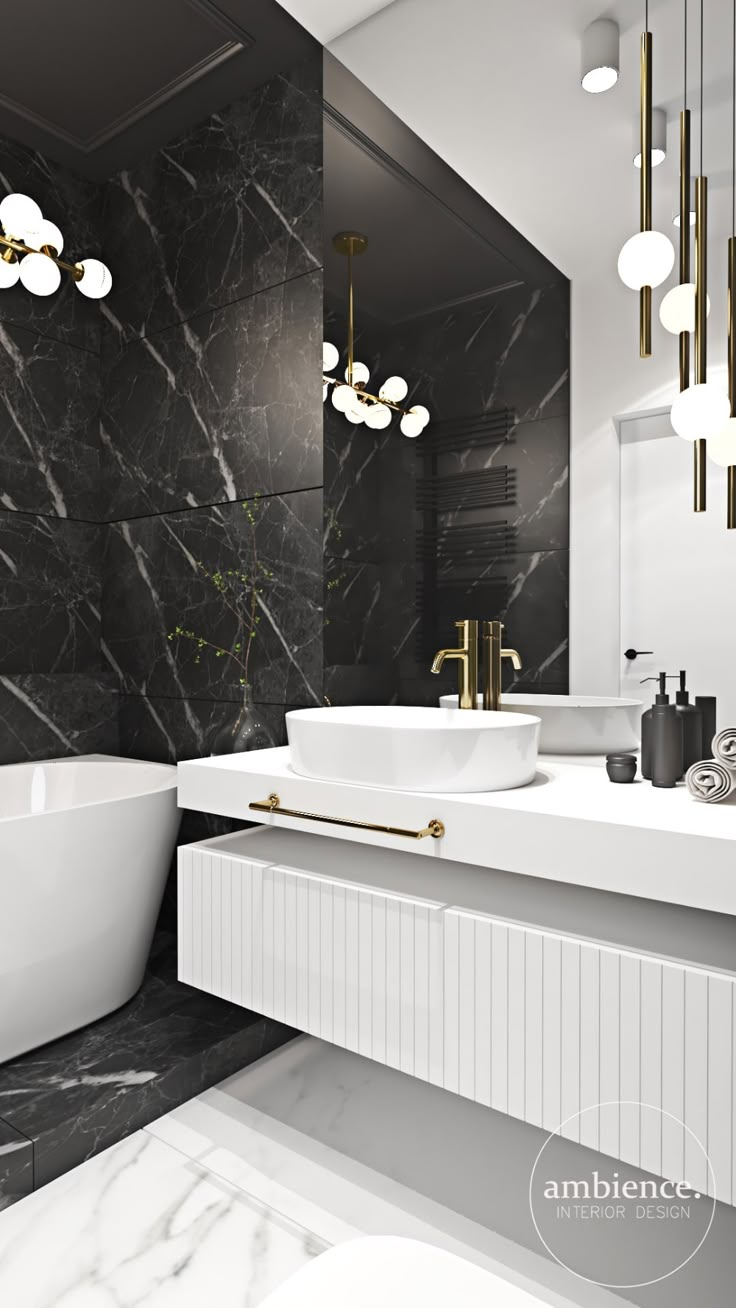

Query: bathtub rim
[0,753,177,826]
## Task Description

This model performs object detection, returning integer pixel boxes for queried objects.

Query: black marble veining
[101,269,322,520]
[117,692,292,765]
[0,674,118,765]
[0,932,297,1201]
[0,1118,33,1212]
[0,321,100,522]
[103,58,322,342]
[0,513,101,673]
[102,490,323,708]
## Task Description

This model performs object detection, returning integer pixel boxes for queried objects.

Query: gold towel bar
[249,793,445,841]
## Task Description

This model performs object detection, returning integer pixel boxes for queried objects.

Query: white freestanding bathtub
[0,754,180,1064]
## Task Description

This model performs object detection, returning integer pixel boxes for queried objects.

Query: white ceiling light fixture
[581,18,620,94]
[633,107,667,167]
[0,191,112,300]
[322,231,430,439]
[659,281,710,334]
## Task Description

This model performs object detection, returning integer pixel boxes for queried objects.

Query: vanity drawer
[178,840,445,1083]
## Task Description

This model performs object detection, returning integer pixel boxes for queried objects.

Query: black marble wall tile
[0,1118,33,1212]
[0,932,296,1195]
[0,137,103,353]
[101,270,322,520]
[117,692,291,764]
[0,514,101,673]
[103,490,323,708]
[325,556,385,667]
[103,58,322,342]
[0,674,118,765]
[323,408,387,562]
[0,321,100,520]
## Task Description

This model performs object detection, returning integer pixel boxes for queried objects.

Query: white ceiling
[274,0,398,45]
[317,0,736,281]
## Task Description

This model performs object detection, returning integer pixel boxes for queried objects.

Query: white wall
[323,0,733,694]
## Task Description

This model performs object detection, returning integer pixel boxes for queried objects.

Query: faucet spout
[502,648,522,673]
[430,648,457,675]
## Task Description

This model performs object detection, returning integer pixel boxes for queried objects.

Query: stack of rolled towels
[686,728,736,803]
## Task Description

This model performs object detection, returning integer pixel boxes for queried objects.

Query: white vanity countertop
[177,747,736,917]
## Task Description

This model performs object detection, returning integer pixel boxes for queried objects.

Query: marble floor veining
[0,1036,627,1308]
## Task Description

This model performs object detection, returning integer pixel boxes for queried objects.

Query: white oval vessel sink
[439,692,641,755]
[287,705,540,793]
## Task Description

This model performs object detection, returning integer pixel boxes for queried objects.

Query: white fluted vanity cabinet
[177,747,736,1207]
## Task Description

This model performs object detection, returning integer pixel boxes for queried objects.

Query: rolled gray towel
[712,728,736,769]
[686,760,736,802]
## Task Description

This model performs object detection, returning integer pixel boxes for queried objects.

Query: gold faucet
[430,619,479,709]
[482,620,522,711]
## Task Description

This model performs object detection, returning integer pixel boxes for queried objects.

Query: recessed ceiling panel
[0,0,243,150]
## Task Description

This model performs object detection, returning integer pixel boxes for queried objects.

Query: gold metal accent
[333,232,367,387]
[481,620,523,712]
[249,793,445,841]
[728,235,736,528]
[430,619,479,709]
[0,232,84,281]
[694,175,708,511]
[322,375,411,417]
[640,30,653,358]
[679,109,691,390]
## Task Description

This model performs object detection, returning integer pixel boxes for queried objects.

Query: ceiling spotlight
[581,18,619,93]
[634,107,667,167]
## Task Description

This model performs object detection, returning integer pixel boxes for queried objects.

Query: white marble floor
[0,1036,625,1308]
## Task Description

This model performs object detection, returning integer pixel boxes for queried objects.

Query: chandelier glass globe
[659,282,710,335]
[331,384,353,413]
[322,341,339,372]
[19,253,61,296]
[25,219,64,255]
[364,402,392,430]
[670,383,731,441]
[75,258,112,299]
[408,404,430,429]
[345,361,370,385]
[0,192,42,238]
[707,419,736,466]
[345,400,366,424]
[0,256,20,289]
[618,230,675,290]
[379,375,408,403]
[400,412,424,438]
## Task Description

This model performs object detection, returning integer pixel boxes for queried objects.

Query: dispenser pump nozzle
[676,670,690,705]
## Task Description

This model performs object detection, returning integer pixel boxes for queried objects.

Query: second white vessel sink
[286,705,540,793]
[439,693,641,755]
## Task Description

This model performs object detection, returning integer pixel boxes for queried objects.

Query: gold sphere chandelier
[0,192,112,299]
[322,232,430,438]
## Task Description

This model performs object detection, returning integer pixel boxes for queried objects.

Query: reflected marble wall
[324,280,570,705]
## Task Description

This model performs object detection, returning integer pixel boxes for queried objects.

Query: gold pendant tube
[694,176,708,511]
[679,110,691,390]
[728,236,736,527]
[640,31,653,358]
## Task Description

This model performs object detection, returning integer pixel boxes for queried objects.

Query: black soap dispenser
[640,673,684,788]
[675,671,703,770]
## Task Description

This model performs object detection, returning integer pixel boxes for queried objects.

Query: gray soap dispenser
[640,673,684,788]
[675,671,703,770]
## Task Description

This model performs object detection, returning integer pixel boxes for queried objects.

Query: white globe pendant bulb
[707,418,736,466]
[75,258,112,299]
[659,282,710,335]
[25,219,64,255]
[400,412,424,438]
[365,402,392,430]
[331,384,353,413]
[408,404,430,429]
[670,382,731,441]
[323,340,339,372]
[379,375,408,403]
[345,360,370,385]
[618,230,675,290]
[0,192,42,238]
[322,381,329,402]
[345,401,366,424]
[0,257,20,289]
[19,253,61,296]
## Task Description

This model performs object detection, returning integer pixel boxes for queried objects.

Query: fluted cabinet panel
[179,841,736,1206]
